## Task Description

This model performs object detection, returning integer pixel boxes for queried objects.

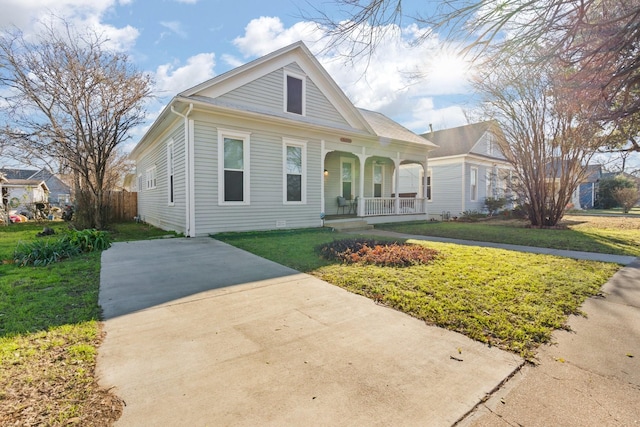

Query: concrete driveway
[97,238,522,426]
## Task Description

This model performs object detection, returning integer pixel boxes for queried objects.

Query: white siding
[429,163,464,217]
[190,112,323,235]
[470,131,507,160]
[217,62,350,128]
[137,125,186,233]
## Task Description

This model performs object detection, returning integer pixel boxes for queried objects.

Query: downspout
[171,103,194,237]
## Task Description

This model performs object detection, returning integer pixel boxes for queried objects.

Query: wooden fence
[104,191,137,222]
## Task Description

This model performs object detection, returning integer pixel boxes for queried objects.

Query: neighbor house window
[58,194,70,205]
[218,128,250,205]
[487,135,494,156]
[284,71,305,115]
[283,139,307,203]
[146,166,156,190]
[426,169,432,201]
[167,140,175,205]
[470,167,478,201]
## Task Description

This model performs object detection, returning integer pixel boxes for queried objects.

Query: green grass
[216,228,621,359]
[375,215,640,257]
[567,207,640,216]
[0,221,173,425]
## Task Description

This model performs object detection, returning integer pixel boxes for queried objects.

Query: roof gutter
[171,102,195,237]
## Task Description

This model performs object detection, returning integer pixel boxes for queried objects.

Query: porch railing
[361,197,426,216]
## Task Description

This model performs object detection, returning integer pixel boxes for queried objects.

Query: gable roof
[132,42,432,157]
[422,121,494,158]
[180,41,373,134]
[0,168,39,180]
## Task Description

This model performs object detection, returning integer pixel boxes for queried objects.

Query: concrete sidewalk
[97,238,523,426]
[462,259,640,426]
[351,229,639,425]
[357,229,637,265]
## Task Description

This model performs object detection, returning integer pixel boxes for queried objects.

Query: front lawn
[215,228,620,359]
[375,215,640,257]
[0,221,176,426]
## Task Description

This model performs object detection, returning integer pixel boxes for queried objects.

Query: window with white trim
[283,139,306,203]
[146,166,156,190]
[167,140,175,205]
[218,129,250,205]
[284,71,305,115]
[470,167,478,201]
[426,168,432,201]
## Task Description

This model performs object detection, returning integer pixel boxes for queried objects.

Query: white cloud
[232,17,323,58]
[160,21,188,39]
[0,0,139,51]
[154,52,216,96]
[231,17,475,133]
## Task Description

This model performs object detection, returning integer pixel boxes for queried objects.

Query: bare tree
[307,0,640,148]
[479,51,602,226]
[0,19,152,229]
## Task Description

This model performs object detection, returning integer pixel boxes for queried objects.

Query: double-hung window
[284,71,305,115]
[426,168,432,201]
[146,166,156,190]
[283,139,306,203]
[470,167,478,201]
[218,129,251,205]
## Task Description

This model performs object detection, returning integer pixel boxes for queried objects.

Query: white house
[419,121,513,219]
[131,41,438,237]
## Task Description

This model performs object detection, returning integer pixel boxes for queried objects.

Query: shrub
[14,228,112,266]
[612,187,640,213]
[317,238,440,267]
[597,175,636,209]
[64,228,112,252]
[459,210,486,222]
[484,197,507,215]
[14,238,81,266]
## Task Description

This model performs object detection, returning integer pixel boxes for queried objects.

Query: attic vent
[276,220,286,228]
[340,137,352,143]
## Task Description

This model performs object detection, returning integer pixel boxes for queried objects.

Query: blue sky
[0,0,479,156]
[0,0,637,172]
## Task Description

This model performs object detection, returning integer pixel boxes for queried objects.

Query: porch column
[393,155,401,215]
[355,150,368,216]
[320,140,326,223]
[422,157,429,217]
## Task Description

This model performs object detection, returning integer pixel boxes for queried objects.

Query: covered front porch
[321,140,429,224]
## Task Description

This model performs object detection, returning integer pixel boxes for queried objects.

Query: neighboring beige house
[131,41,438,236]
[2,178,49,214]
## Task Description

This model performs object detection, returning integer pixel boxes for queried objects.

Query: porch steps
[325,219,374,232]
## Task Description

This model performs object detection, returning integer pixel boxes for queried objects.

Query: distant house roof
[0,168,40,180]
[582,164,602,183]
[421,121,495,158]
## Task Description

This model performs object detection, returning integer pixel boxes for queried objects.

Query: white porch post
[321,140,326,224]
[355,149,368,216]
[393,154,401,215]
[422,156,429,217]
